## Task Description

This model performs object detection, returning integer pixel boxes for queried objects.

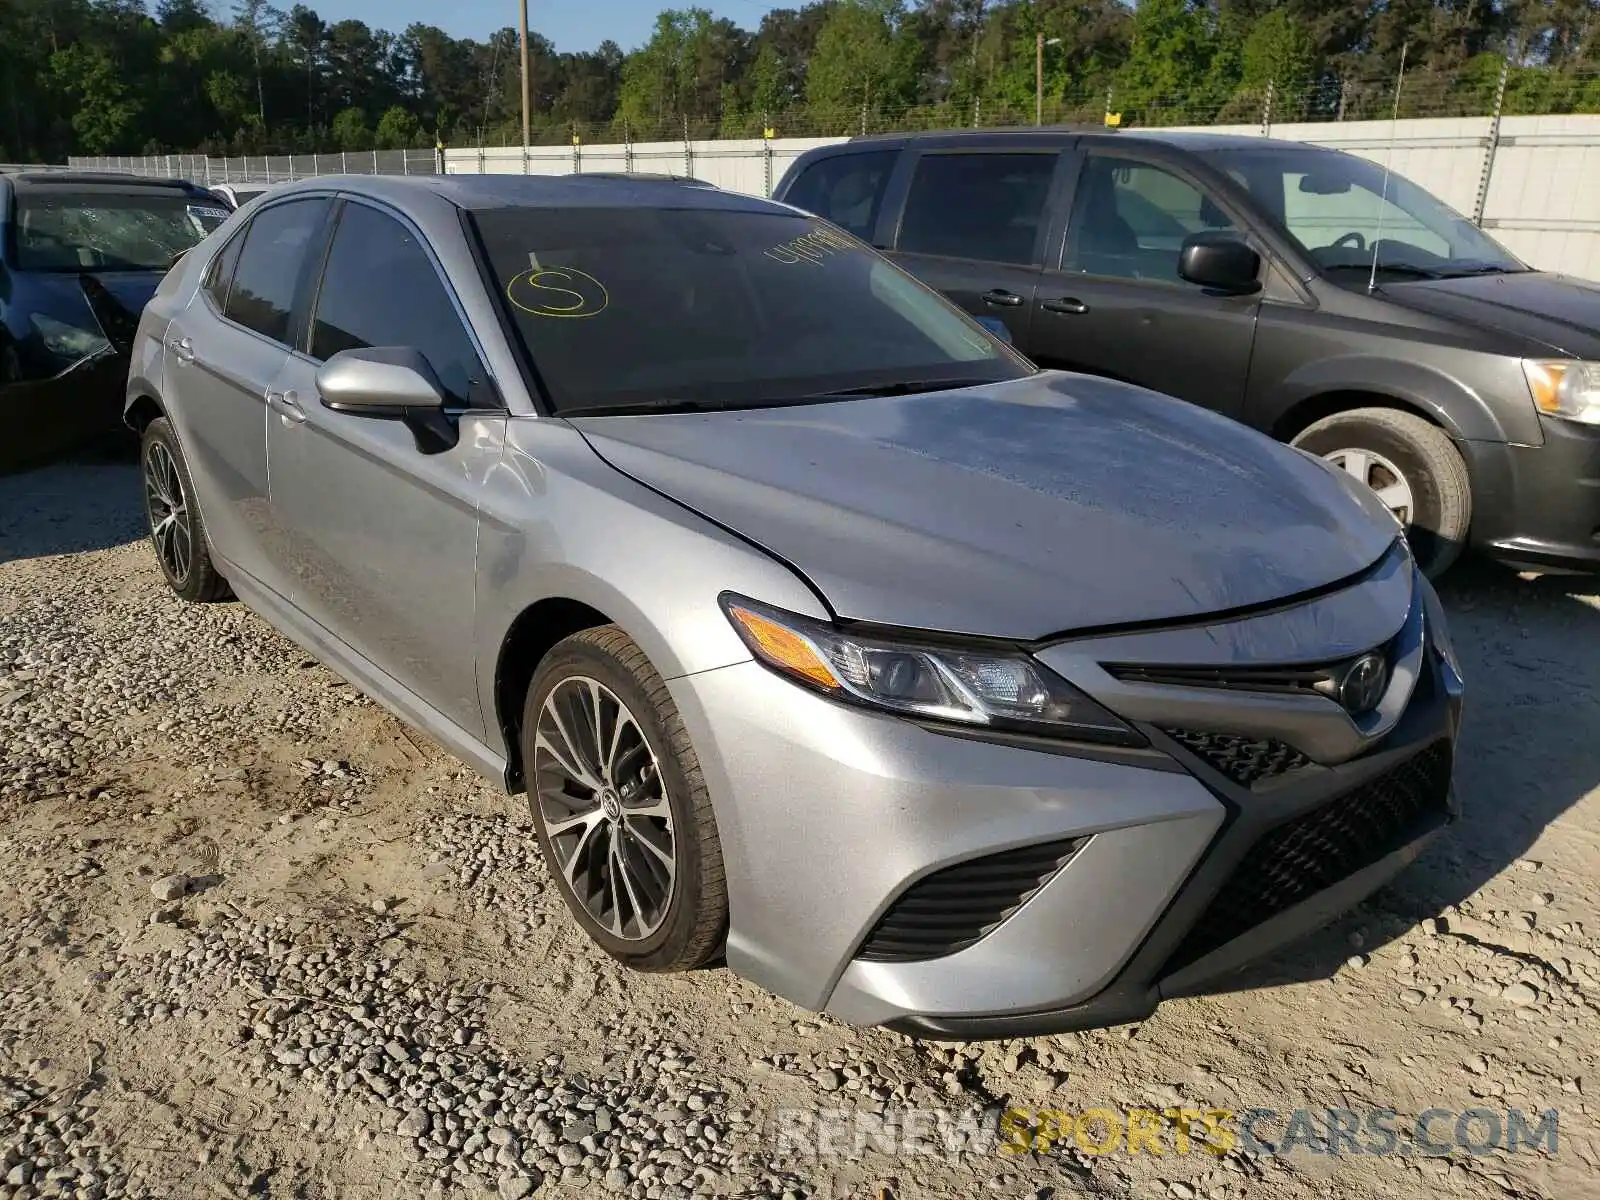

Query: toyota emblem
[1339,652,1390,716]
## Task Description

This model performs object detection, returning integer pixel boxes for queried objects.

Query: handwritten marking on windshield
[506,265,609,319]
[764,227,854,266]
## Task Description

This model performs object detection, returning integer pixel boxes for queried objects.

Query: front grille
[1163,728,1312,787]
[855,838,1087,963]
[1109,661,1333,696]
[1163,740,1452,973]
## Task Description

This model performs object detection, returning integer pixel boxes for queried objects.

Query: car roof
[258,172,780,217]
[842,127,1339,155]
[0,170,208,189]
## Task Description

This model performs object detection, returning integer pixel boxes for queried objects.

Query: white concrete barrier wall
[443,115,1600,279]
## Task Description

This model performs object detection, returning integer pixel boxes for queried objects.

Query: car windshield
[13,190,231,272]
[471,205,1030,414]
[1215,147,1525,280]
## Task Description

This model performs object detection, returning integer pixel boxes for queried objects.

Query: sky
[284,0,789,52]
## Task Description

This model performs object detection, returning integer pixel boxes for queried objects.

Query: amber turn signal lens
[726,604,841,690]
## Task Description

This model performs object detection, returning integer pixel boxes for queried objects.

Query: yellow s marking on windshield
[764,227,855,266]
[506,265,609,318]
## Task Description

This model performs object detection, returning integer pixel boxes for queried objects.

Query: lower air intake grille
[1163,728,1312,787]
[855,838,1087,963]
[1164,740,1452,973]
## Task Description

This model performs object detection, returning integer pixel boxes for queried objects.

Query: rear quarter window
[781,150,897,241]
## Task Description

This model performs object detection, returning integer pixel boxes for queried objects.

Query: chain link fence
[67,148,440,184]
[66,64,1599,183]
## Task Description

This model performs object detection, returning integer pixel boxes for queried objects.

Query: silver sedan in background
[125,175,1463,1038]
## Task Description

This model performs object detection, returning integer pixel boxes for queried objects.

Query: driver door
[1030,150,1261,418]
[265,197,503,739]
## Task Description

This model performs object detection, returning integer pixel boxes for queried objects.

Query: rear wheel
[141,417,231,602]
[521,626,727,971]
[1291,407,1471,578]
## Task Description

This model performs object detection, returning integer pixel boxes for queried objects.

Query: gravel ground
[1,460,1598,1200]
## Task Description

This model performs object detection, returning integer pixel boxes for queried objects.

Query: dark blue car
[1,172,232,471]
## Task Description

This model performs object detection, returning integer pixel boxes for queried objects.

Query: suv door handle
[266,389,306,423]
[1041,297,1090,315]
[167,335,195,363]
[982,289,1025,307]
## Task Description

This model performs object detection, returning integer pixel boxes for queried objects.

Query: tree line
[2,0,1595,162]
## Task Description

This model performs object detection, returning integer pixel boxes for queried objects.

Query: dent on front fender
[469,416,829,766]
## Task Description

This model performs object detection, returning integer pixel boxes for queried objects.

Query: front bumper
[669,553,1462,1038]
[1465,415,1600,572]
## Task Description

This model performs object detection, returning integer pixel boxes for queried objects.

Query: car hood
[17,270,164,355]
[572,373,1399,639]
[1380,271,1600,358]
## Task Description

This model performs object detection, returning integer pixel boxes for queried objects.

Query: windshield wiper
[557,398,730,418]
[1325,262,1444,280]
[1435,263,1525,278]
[808,377,993,399]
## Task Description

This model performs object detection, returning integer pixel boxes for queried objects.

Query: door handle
[982,289,1025,307]
[1041,297,1090,315]
[266,388,306,423]
[167,335,195,363]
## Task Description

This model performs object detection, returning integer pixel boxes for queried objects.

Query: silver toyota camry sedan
[125,174,1463,1038]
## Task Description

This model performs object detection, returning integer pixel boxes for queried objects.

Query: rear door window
[223,198,331,345]
[896,153,1058,265]
[782,150,897,241]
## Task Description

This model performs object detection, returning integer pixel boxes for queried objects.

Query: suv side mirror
[1178,233,1262,295]
[316,346,457,454]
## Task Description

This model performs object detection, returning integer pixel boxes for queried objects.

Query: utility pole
[1035,34,1060,127]
[519,0,531,153]
[1036,32,1044,126]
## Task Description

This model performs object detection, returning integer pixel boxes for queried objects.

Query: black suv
[774,129,1600,577]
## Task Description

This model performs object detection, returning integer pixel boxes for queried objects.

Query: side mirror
[975,316,1014,345]
[316,347,457,454]
[1178,233,1263,296]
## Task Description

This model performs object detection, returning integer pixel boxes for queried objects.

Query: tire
[140,417,232,603]
[521,625,727,972]
[1291,407,1472,578]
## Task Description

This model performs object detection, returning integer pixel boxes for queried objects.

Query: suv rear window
[13,190,231,271]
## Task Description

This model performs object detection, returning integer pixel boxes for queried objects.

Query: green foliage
[50,44,143,155]
[374,105,422,149]
[0,0,1592,161]
[330,106,371,149]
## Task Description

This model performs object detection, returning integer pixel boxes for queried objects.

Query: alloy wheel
[1323,446,1416,525]
[144,440,193,586]
[532,675,677,941]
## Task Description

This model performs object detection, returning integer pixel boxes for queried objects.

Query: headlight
[31,313,112,362]
[1522,359,1600,426]
[721,594,1142,745]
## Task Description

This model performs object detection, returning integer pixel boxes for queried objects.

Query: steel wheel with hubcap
[1321,446,1416,525]
[521,626,727,971]
[139,416,232,602]
[1292,406,1472,578]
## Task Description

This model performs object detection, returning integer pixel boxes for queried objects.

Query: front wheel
[521,626,727,972]
[1292,407,1472,578]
